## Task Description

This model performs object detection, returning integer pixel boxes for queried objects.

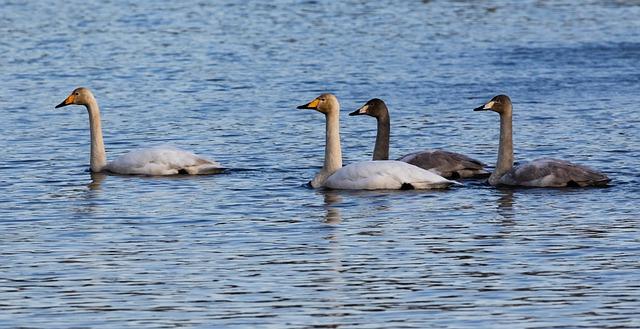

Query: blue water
[1,0,639,328]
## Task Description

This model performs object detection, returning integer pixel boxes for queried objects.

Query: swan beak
[349,104,369,116]
[55,94,76,108]
[297,98,320,110]
[473,101,494,111]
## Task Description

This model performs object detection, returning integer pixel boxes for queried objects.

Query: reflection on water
[322,190,342,224]
[88,172,107,190]
[496,188,516,221]
[1,0,639,328]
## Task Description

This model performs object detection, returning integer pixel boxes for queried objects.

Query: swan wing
[105,146,223,175]
[501,158,609,187]
[398,149,488,178]
[324,160,455,190]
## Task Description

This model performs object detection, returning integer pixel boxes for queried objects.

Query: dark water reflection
[1,0,639,328]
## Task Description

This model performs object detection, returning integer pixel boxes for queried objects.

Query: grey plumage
[350,98,488,179]
[398,150,488,179]
[498,158,610,187]
[474,95,610,187]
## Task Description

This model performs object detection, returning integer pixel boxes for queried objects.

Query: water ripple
[1,0,639,328]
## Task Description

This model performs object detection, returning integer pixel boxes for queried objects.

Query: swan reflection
[88,172,107,190]
[321,190,342,224]
[496,188,515,221]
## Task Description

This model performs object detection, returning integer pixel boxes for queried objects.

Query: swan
[55,87,224,175]
[349,98,489,179]
[473,94,610,187]
[296,93,457,190]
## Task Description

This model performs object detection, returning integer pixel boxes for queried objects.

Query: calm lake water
[1,0,639,328]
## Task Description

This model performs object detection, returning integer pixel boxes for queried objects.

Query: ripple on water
[1,0,639,328]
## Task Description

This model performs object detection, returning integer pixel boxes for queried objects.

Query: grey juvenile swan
[349,98,488,179]
[297,93,457,190]
[473,94,609,187]
[56,87,224,175]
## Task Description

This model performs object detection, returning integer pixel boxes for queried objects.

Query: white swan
[297,93,457,190]
[55,87,224,175]
[474,95,610,187]
[350,98,489,179]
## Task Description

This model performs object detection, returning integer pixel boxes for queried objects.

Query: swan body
[56,87,223,175]
[350,98,488,179]
[397,149,487,179]
[324,160,455,190]
[104,146,223,175]
[474,95,609,187]
[494,158,609,187]
[297,94,457,190]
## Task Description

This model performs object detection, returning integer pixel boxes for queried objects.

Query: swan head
[297,93,340,115]
[473,95,512,114]
[55,87,96,108]
[349,98,388,118]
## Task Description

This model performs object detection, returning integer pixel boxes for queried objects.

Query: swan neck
[373,114,390,160]
[490,111,514,184]
[86,99,107,172]
[324,111,342,172]
[312,111,342,187]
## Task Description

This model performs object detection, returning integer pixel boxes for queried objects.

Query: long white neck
[85,98,108,172]
[311,110,342,187]
[489,110,514,185]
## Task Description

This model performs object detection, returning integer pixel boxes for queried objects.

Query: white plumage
[325,160,456,190]
[104,146,223,175]
[56,87,224,176]
[297,93,457,190]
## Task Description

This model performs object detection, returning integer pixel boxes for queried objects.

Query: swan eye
[74,92,79,96]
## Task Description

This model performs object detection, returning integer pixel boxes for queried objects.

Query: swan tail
[409,180,460,189]
[448,169,491,179]
[465,169,491,178]
[183,164,226,175]
[575,176,611,187]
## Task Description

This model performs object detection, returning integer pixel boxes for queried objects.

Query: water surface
[1,0,639,328]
